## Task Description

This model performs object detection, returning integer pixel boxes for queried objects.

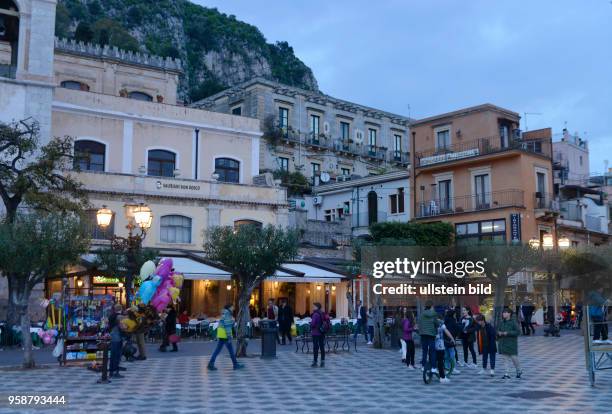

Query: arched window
[367,190,378,225]
[234,219,263,229]
[215,158,240,183]
[0,0,19,79]
[128,91,153,102]
[74,140,105,171]
[147,149,176,177]
[61,80,90,91]
[160,215,192,244]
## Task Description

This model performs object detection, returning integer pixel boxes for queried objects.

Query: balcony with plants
[414,136,552,168]
[416,189,525,218]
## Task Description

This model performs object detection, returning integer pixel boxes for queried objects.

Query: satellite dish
[320,172,331,183]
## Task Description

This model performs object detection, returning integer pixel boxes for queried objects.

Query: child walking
[498,307,523,379]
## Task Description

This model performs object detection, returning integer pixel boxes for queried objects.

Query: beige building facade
[411,104,557,245]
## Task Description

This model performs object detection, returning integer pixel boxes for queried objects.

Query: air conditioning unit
[312,195,323,205]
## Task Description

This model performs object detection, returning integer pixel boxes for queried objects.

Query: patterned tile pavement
[0,332,611,414]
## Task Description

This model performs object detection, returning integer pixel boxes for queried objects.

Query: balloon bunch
[136,258,184,312]
[37,329,58,345]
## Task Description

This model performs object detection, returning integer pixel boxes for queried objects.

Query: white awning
[269,263,345,283]
[171,257,231,281]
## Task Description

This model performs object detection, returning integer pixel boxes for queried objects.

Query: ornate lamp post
[97,203,152,307]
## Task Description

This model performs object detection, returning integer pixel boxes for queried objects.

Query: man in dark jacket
[353,300,369,343]
[475,314,496,377]
[278,299,294,345]
[419,301,439,372]
[159,305,178,352]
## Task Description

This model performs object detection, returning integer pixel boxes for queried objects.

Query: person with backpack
[460,306,478,368]
[443,308,461,374]
[498,307,522,379]
[435,319,455,383]
[310,302,330,368]
[475,314,497,377]
[207,304,244,371]
[418,300,439,373]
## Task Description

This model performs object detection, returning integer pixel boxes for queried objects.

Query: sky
[196,0,612,174]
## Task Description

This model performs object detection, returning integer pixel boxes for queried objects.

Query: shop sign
[92,276,121,285]
[156,180,201,191]
[510,213,521,244]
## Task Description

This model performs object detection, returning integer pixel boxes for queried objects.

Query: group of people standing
[402,302,523,384]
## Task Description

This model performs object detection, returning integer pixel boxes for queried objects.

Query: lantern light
[558,237,571,249]
[76,279,84,288]
[226,284,232,291]
[96,206,113,228]
[132,204,152,229]
[542,234,554,250]
[528,238,540,249]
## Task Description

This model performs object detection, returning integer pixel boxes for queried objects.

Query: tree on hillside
[0,212,90,368]
[204,224,298,356]
[0,120,88,325]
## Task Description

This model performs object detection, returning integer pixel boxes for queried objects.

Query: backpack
[435,324,446,351]
[318,311,332,334]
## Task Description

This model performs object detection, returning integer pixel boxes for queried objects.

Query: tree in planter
[0,212,90,368]
[272,169,311,197]
[0,120,87,326]
[459,242,538,327]
[204,224,298,357]
[262,115,284,147]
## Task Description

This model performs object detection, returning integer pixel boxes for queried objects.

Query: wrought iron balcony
[415,136,552,168]
[333,140,361,156]
[304,132,332,150]
[389,150,410,165]
[416,189,525,218]
[534,192,559,212]
[363,145,387,161]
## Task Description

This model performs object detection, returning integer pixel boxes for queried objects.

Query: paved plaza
[1,332,611,414]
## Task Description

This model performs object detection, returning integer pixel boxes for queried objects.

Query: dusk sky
[198,1,612,173]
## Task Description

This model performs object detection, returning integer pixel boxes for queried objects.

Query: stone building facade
[193,78,411,185]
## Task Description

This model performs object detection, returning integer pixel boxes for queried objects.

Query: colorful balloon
[42,335,53,345]
[155,258,173,280]
[169,287,180,302]
[137,279,159,305]
[171,273,184,289]
[139,260,156,281]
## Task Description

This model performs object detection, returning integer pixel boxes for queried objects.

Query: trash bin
[259,320,278,359]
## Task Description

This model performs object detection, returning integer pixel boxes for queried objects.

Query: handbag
[169,334,180,344]
[52,339,64,358]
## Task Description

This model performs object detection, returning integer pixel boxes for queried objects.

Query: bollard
[97,340,111,384]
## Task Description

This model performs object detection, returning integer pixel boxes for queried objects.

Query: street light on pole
[97,203,153,307]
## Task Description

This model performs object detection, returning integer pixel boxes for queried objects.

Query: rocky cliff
[55,0,319,101]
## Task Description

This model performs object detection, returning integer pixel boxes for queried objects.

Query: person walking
[418,301,439,373]
[443,308,461,374]
[475,314,497,377]
[435,318,455,383]
[278,299,294,345]
[208,304,244,370]
[460,307,478,368]
[266,299,281,345]
[498,308,522,379]
[367,307,375,345]
[108,304,124,378]
[353,300,368,344]
[310,302,329,368]
[522,300,535,336]
[402,310,416,369]
[159,304,178,352]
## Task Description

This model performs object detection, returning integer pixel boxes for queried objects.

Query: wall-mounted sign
[93,276,122,285]
[510,213,521,244]
[156,180,201,191]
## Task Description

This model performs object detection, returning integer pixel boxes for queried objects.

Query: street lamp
[96,202,153,306]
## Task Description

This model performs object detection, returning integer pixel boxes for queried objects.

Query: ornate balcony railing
[389,150,410,165]
[415,137,552,167]
[534,192,559,211]
[416,189,525,218]
[363,145,387,161]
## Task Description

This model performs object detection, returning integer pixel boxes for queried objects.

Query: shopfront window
[456,219,506,244]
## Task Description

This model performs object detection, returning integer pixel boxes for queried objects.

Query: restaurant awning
[269,262,346,283]
[171,257,231,281]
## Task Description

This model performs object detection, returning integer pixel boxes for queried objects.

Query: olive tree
[0,213,90,368]
[204,224,298,357]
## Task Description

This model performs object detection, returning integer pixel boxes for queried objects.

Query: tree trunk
[235,283,254,357]
[6,276,18,327]
[20,303,34,368]
[493,276,509,328]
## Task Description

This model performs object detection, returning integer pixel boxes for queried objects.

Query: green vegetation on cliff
[55,0,318,101]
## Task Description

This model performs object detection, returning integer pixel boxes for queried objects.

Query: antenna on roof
[407,104,411,119]
[523,112,542,131]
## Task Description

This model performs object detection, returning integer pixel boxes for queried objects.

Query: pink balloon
[43,335,53,345]
[155,258,173,280]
